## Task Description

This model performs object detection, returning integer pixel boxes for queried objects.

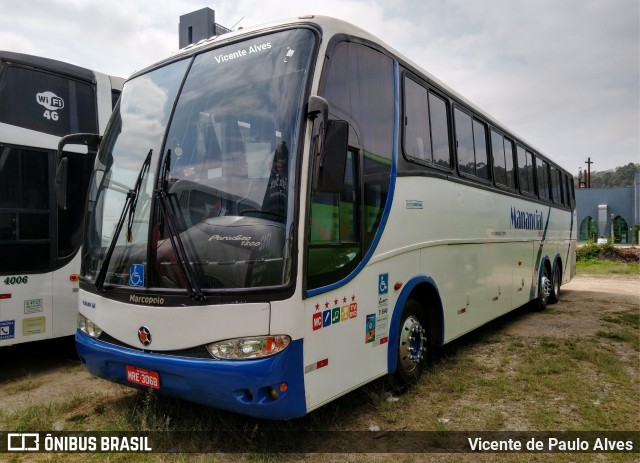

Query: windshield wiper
[155,149,205,301]
[95,149,152,292]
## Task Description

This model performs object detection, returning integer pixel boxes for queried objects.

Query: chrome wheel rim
[541,274,551,302]
[399,315,426,373]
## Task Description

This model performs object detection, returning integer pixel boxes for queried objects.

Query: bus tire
[548,265,561,304]
[394,298,428,386]
[532,264,552,311]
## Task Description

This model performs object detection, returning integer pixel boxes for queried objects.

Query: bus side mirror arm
[55,133,102,210]
[307,96,349,193]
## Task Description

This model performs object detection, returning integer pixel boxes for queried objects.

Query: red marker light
[69,274,79,282]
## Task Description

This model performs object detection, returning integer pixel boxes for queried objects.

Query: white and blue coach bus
[69,16,576,419]
[0,51,123,347]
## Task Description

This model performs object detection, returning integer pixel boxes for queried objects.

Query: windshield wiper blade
[95,149,152,292]
[155,149,205,301]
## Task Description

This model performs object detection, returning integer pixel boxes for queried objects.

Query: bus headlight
[78,313,103,338]
[206,335,290,360]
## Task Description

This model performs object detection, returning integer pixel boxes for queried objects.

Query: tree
[576,163,639,188]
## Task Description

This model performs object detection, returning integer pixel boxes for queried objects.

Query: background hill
[577,163,639,188]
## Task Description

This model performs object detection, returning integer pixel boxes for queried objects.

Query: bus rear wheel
[548,266,561,304]
[533,264,552,311]
[395,299,428,386]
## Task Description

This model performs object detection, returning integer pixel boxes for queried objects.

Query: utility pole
[585,157,593,188]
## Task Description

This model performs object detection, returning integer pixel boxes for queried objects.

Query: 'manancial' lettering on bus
[510,207,544,231]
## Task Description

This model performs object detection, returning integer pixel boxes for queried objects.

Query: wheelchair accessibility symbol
[129,264,144,287]
[378,273,388,295]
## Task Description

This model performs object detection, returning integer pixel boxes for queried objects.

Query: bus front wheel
[395,299,428,385]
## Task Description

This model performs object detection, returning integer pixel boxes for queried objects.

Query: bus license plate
[126,365,160,389]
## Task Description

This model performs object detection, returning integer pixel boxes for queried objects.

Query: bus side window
[537,157,551,201]
[58,150,96,257]
[0,146,51,272]
[550,166,563,205]
[454,108,489,181]
[308,150,360,289]
[491,130,516,190]
[308,40,394,291]
[516,146,536,196]
[402,78,451,170]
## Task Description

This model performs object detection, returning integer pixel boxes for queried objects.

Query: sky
[1,0,638,175]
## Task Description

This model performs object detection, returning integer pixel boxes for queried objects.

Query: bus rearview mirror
[308,96,349,193]
[56,133,102,161]
[55,133,102,210]
[315,120,349,193]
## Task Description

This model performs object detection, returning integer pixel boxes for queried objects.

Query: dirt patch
[0,274,638,423]
[504,275,639,338]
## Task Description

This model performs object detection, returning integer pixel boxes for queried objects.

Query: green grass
[576,259,640,275]
[4,373,43,395]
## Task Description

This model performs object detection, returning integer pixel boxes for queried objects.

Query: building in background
[576,173,640,243]
[179,8,231,49]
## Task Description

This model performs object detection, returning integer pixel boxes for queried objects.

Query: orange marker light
[69,274,80,282]
[394,281,403,291]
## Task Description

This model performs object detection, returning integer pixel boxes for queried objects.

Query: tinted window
[491,130,516,189]
[517,146,535,195]
[404,78,431,162]
[0,147,49,210]
[323,42,394,163]
[504,139,515,188]
[455,108,489,180]
[455,109,475,176]
[537,158,550,200]
[491,130,507,185]
[0,146,51,273]
[0,65,97,136]
[550,167,563,204]
[403,77,451,168]
[430,92,451,168]
[565,173,575,208]
[473,120,489,180]
[58,151,96,257]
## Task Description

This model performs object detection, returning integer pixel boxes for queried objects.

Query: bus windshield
[82,28,315,292]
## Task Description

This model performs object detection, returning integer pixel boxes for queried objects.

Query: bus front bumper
[76,330,306,420]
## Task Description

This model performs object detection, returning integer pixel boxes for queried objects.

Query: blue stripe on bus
[76,331,307,420]
[307,60,400,298]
